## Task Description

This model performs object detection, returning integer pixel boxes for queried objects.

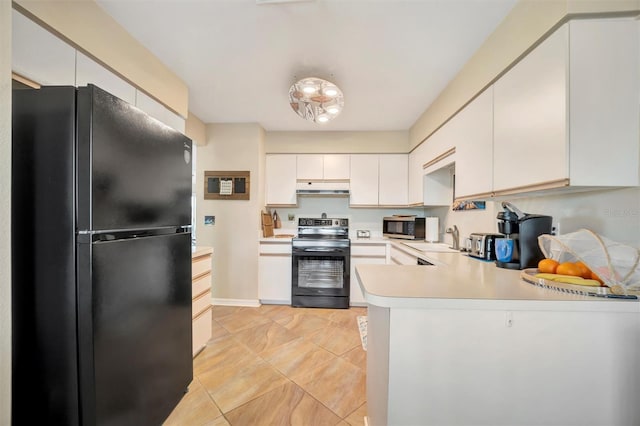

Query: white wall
[1,1,11,422]
[434,188,640,250]
[196,123,265,302]
[271,197,424,239]
[265,130,409,154]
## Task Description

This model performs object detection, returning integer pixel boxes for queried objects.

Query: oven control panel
[298,218,348,227]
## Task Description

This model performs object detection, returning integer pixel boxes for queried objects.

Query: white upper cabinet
[135,91,186,134]
[349,154,379,206]
[296,154,324,180]
[493,24,567,192]
[12,9,76,86]
[493,19,639,193]
[12,10,186,136]
[408,142,428,206]
[378,154,408,206]
[296,154,349,180]
[423,164,454,206]
[76,52,136,105]
[453,87,494,199]
[422,120,456,174]
[323,155,350,180]
[419,126,456,206]
[266,154,297,206]
[567,19,638,187]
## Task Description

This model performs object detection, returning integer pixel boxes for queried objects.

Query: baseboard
[350,302,368,307]
[211,298,261,307]
[259,299,291,305]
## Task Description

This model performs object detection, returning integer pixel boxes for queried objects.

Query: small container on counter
[273,210,282,229]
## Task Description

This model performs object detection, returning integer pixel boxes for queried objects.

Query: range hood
[296,181,350,196]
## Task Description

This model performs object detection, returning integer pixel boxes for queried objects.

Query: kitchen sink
[401,242,459,253]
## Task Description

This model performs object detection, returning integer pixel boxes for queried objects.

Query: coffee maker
[495,201,552,270]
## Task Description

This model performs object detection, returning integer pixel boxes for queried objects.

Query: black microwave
[383,216,425,240]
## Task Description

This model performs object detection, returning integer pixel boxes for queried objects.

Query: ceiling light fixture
[289,77,344,124]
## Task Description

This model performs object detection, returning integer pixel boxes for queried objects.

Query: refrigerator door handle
[79,226,192,243]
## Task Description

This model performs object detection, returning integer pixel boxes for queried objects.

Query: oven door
[291,240,350,298]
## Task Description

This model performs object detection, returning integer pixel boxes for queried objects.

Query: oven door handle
[297,248,347,253]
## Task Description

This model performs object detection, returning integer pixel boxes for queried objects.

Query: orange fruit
[574,261,592,279]
[556,262,582,277]
[590,270,605,286]
[538,258,559,274]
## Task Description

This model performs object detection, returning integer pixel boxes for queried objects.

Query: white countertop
[259,236,293,243]
[258,235,389,244]
[256,234,638,310]
[356,252,640,311]
[350,237,388,245]
[192,246,213,258]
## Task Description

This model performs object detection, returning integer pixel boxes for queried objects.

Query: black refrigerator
[12,85,193,425]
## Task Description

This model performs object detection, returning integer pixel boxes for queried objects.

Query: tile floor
[164,304,368,426]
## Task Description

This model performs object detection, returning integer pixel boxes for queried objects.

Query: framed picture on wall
[204,171,250,200]
[452,200,486,211]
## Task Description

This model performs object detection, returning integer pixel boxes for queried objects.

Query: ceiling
[96,0,517,132]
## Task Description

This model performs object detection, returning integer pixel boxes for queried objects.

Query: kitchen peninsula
[356,252,640,426]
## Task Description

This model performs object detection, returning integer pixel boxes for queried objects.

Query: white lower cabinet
[258,242,292,304]
[350,243,387,305]
[259,241,387,306]
[368,303,640,426]
[192,248,213,357]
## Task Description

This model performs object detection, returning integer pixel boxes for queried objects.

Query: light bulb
[302,80,318,94]
[324,87,338,97]
[317,115,329,123]
[326,105,341,115]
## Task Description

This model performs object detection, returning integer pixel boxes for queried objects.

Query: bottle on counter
[273,210,281,229]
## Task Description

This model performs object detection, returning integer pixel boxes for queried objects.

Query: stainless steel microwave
[383,216,426,240]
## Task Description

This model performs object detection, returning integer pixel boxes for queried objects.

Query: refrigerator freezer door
[76,85,193,232]
[77,232,193,425]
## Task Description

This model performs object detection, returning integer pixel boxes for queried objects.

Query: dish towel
[356,316,367,351]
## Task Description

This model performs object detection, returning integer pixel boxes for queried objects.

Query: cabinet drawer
[192,307,212,356]
[192,290,211,318]
[351,243,387,257]
[192,255,212,278]
[192,272,211,298]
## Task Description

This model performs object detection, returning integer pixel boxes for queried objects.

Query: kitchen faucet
[446,225,460,250]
